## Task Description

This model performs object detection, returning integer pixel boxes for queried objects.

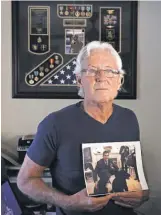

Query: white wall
[1,1,161,214]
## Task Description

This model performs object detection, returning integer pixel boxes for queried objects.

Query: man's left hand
[112,190,149,208]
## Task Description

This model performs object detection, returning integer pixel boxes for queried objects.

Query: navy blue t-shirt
[27,102,140,215]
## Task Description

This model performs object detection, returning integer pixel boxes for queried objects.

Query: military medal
[81,6,85,17]
[29,74,34,84]
[65,6,69,16]
[59,6,63,15]
[107,10,115,15]
[70,11,74,16]
[45,68,50,73]
[69,5,74,15]
[86,12,91,17]
[32,44,38,51]
[65,10,69,16]
[29,74,34,79]
[29,79,34,85]
[34,70,39,76]
[39,72,44,77]
[37,36,42,43]
[40,44,47,51]
[106,29,115,40]
[34,70,39,81]
[49,58,55,68]
[75,11,80,17]
[81,6,85,11]
[39,66,44,72]
[55,55,59,64]
[86,6,91,12]
[86,6,91,17]
[36,27,42,34]
[81,11,85,17]
[34,77,39,82]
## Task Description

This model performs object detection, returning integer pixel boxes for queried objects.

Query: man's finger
[114,201,133,208]
[112,196,141,203]
[94,194,111,203]
[113,191,142,198]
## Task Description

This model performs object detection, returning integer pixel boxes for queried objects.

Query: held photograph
[82,141,148,196]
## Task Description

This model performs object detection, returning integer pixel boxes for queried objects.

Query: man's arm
[112,190,149,208]
[17,155,70,208]
[17,155,115,212]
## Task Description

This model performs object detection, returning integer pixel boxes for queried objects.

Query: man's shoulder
[114,104,138,120]
[97,159,104,165]
[113,104,140,140]
[54,102,80,116]
[39,102,80,126]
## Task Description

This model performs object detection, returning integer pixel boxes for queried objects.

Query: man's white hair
[74,41,125,98]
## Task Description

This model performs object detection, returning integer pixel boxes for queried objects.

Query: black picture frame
[12,1,137,99]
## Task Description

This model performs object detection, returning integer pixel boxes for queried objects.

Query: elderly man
[17,41,149,215]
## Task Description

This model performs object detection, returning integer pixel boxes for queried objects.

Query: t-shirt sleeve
[129,109,140,141]
[27,114,58,167]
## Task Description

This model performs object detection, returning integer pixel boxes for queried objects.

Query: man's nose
[96,70,108,81]
[98,70,106,75]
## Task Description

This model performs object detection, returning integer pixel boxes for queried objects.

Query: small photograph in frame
[29,7,48,35]
[65,28,85,55]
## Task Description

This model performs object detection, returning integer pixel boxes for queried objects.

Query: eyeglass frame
[81,66,124,78]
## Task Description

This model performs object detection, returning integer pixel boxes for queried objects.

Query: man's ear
[76,75,82,87]
[118,76,124,91]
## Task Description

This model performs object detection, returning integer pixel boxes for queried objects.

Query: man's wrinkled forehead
[81,50,119,70]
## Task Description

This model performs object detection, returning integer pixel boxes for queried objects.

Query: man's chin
[95,92,118,103]
[94,96,113,104]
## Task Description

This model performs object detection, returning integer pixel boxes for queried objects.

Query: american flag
[42,58,77,86]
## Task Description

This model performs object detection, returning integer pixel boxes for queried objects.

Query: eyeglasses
[82,67,121,78]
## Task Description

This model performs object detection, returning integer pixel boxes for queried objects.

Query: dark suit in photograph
[93,158,118,194]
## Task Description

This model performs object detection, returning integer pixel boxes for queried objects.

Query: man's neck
[82,100,113,124]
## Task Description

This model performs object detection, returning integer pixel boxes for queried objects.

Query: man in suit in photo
[93,151,119,194]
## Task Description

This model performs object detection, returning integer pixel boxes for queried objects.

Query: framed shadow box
[12,1,137,99]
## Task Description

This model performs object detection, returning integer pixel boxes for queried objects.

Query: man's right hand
[64,188,115,212]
